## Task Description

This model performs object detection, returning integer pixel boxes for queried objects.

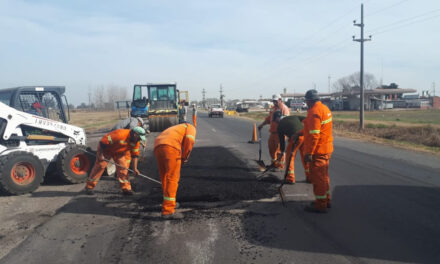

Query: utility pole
[202,88,206,109]
[353,3,371,130]
[433,82,436,97]
[328,75,331,93]
[88,87,92,110]
[219,84,224,107]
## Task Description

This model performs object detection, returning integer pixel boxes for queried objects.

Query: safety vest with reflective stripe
[302,101,333,155]
[100,129,141,157]
[154,123,197,160]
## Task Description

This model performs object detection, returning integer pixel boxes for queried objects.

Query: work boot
[122,189,134,196]
[175,202,180,209]
[84,188,95,195]
[284,180,295,185]
[161,212,184,220]
[310,201,332,209]
[304,205,328,213]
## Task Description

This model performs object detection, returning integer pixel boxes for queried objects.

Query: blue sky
[0,0,439,104]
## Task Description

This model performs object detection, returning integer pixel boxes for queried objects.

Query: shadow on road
[238,184,440,263]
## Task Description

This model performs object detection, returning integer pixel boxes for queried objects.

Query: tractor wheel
[0,152,44,195]
[57,145,94,184]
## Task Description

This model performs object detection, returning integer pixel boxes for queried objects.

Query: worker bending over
[85,127,147,195]
[274,113,310,184]
[295,90,333,213]
[258,94,290,169]
[154,123,196,220]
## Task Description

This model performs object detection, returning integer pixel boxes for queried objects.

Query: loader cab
[0,86,69,123]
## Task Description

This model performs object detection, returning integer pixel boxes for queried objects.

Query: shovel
[255,128,266,171]
[80,146,162,185]
[279,138,298,206]
[256,161,277,180]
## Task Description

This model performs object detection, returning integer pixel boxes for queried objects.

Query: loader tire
[0,152,44,195]
[57,145,94,184]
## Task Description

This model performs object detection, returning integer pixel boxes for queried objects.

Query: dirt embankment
[333,120,440,153]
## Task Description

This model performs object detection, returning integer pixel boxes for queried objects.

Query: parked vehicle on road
[208,104,224,118]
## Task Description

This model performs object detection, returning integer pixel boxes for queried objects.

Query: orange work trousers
[285,136,310,183]
[268,133,284,168]
[192,114,197,128]
[154,145,181,215]
[309,154,331,209]
[86,145,132,191]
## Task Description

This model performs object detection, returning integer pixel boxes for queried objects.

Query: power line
[371,13,440,35]
[366,0,410,17]
[369,8,440,33]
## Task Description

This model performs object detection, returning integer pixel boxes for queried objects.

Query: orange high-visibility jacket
[264,102,290,133]
[154,123,196,160]
[301,101,333,155]
[100,129,141,157]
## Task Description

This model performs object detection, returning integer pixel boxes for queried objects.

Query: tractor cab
[0,86,70,123]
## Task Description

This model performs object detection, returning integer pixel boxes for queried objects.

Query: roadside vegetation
[70,110,122,132]
[239,109,440,154]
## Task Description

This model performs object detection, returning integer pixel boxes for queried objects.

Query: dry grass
[239,110,440,154]
[69,110,127,132]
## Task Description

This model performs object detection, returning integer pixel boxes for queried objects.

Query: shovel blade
[256,160,266,171]
[279,185,287,207]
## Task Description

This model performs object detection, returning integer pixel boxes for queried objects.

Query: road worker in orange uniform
[192,104,197,128]
[85,127,146,195]
[295,89,333,213]
[258,94,290,169]
[154,123,196,220]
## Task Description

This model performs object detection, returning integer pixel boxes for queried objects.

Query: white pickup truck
[208,104,224,118]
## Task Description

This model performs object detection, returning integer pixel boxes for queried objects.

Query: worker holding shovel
[154,123,196,220]
[258,94,290,170]
[84,127,147,196]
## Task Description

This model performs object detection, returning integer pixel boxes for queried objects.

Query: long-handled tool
[279,138,298,206]
[255,128,266,171]
[80,147,162,185]
[256,161,277,180]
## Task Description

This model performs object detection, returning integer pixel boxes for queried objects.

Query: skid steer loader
[0,86,92,195]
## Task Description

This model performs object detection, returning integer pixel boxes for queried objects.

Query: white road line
[284,194,309,197]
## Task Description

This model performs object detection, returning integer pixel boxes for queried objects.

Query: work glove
[258,124,263,130]
[304,154,313,163]
[276,152,285,162]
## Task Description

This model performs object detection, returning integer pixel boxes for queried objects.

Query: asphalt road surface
[1,112,440,264]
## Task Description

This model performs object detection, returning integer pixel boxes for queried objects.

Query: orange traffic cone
[248,123,258,144]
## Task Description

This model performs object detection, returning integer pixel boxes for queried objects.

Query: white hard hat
[272,94,282,100]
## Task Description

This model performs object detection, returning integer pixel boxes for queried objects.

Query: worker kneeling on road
[274,113,310,184]
[85,127,146,195]
[294,89,333,213]
[154,123,196,220]
[258,94,290,169]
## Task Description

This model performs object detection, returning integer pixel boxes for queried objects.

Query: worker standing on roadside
[274,113,310,184]
[258,94,290,169]
[178,100,187,123]
[192,104,197,128]
[84,127,147,196]
[295,89,333,213]
[154,123,196,220]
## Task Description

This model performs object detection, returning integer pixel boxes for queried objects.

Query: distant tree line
[332,72,378,93]
[76,85,129,110]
